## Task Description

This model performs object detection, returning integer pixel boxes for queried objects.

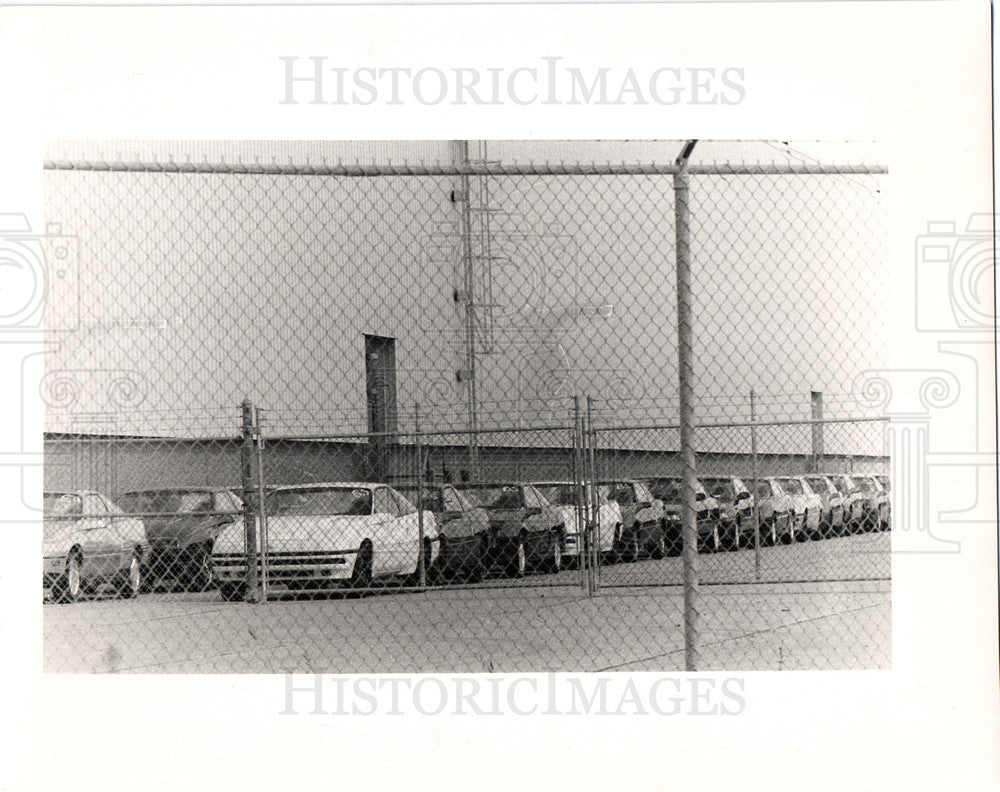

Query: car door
[371,487,407,576]
[81,493,122,577]
[522,485,549,537]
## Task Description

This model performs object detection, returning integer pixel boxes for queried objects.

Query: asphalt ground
[43,533,891,673]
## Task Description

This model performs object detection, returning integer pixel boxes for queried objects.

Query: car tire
[509,535,528,578]
[651,529,666,560]
[185,546,214,592]
[630,532,642,562]
[711,522,722,553]
[549,530,563,573]
[351,540,374,589]
[118,551,142,599]
[54,552,83,604]
[220,582,246,602]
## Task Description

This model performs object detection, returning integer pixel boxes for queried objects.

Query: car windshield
[647,479,680,502]
[779,479,804,495]
[853,478,876,493]
[701,478,736,501]
[805,478,829,494]
[266,487,372,516]
[831,477,852,494]
[463,486,524,510]
[43,492,83,516]
[117,490,215,514]
[533,484,577,506]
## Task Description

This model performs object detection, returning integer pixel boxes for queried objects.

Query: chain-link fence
[40,141,890,672]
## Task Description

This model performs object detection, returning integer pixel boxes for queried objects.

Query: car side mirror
[736,492,750,502]
[695,492,706,502]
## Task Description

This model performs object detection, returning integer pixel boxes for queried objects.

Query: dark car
[645,477,723,553]
[117,488,243,591]
[601,480,668,560]
[456,483,565,578]
[397,483,491,583]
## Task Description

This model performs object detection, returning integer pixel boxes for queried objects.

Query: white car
[774,477,824,540]
[213,482,437,600]
[42,491,148,603]
[748,478,794,546]
[852,475,890,531]
[532,481,623,563]
[828,475,867,533]
[802,475,846,537]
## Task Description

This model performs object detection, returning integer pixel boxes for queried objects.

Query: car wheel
[764,518,777,547]
[651,529,666,560]
[549,531,563,573]
[118,552,142,599]
[54,552,83,603]
[630,532,642,562]
[509,535,528,578]
[185,546,214,592]
[351,540,374,589]
[220,582,246,602]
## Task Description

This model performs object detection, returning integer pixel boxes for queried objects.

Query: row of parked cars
[42,473,890,603]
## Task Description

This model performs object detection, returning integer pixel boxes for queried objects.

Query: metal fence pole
[586,396,600,594]
[750,389,761,582]
[573,396,587,593]
[415,404,426,588]
[254,406,269,601]
[240,400,260,603]
[674,140,701,672]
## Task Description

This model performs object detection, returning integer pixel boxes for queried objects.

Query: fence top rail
[591,415,890,433]
[43,158,888,178]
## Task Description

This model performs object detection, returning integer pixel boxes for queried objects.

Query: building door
[364,335,397,438]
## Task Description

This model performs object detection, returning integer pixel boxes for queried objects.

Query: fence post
[586,396,599,594]
[750,389,761,582]
[415,404,426,588]
[254,406,269,601]
[240,400,260,603]
[573,396,587,593]
[674,140,701,672]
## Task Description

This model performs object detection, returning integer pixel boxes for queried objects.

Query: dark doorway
[364,334,397,439]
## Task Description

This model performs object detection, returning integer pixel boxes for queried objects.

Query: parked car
[774,477,823,540]
[802,475,846,537]
[699,476,754,549]
[851,475,890,530]
[212,482,436,600]
[828,474,866,533]
[42,491,148,603]
[645,477,723,553]
[532,481,622,565]
[456,482,565,577]
[600,479,668,560]
[748,478,794,546]
[397,483,491,583]
[116,488,243,591]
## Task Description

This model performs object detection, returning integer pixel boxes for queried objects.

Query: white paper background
[0,3,995,790]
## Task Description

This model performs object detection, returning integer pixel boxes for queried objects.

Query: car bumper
[214,551,357,584]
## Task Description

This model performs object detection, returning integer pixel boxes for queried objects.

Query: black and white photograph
[0,4,995,792]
